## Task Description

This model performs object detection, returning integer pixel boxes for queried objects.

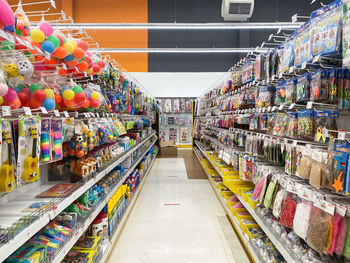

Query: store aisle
[107,157,250,263]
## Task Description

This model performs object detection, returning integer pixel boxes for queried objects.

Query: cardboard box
[160,141,177,157]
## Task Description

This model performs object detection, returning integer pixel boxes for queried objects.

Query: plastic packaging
[279,194,297,229]
[272,188,286,218]
[297,110,314,139]
[296,73,310,103]
[293,199,312,240]
[263,180,276,209]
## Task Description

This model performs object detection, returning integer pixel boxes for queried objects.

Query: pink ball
[85,51,92,57]
[39,22,53,37]
[77,40,89,51]
[93,64,100,73]
[0,83,8,96]
[97,60,105,68]
[0,0,15,26]
[22,87,30,95]
[3,88,17,102]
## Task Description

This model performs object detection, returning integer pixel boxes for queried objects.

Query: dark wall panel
[148,0,334,72]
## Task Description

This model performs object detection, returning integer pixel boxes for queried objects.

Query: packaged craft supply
[272,188,286,218]
[314,110,337,143]
[285,112,298,138]
[306,205,333,254]
[263,180,277,209]
[294,21,312,67]
[285,78,296,104]
[297,110,314,139]
[285,144,296,175]
[40,118,51,163]
[309,151,327,189]
[293,199,312,240]
[275,81,286,105]
[279,194,298,229]
[299,150,312,179]
[296,73,310,103]
[310,69,329,102]
[51,118,63,161]
[256,86,274,108]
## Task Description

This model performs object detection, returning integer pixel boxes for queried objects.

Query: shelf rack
[51,140,157,263]
[193,147,263,263]
[194,142,298,263]
[98,151,158,263]
[0,132,157,263]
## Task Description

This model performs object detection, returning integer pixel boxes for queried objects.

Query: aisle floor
[107,154,250,263]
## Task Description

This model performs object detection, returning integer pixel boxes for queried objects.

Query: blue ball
[43,98,55,110]
[14,86,21,93]
[64,54,75,62]
[61,86,70,93]
[41,40,55,54]
[85,90,91,98]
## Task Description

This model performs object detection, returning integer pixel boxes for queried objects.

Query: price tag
[84,72,87,77]
[54,110,60,117]
[278,105,284,111]
[267,106,272,112]
[90,75,93,80]
[306,101,313,109]
[23,107,32,116]
[292,140,298,146]
[292,14,298,23]
[83,112,89,118]
[2,106,11,117]
[272,106,276,112]
[63,111,69,118]
[312,55,320,63]
[40,107,48,114]
[96,113,100,118]
[279,72,283,78]
[272,75,275,81]
[338,131,346,140]
[90,112,95,117]
[288,103,295,110]
[301,61,307,69]
[289,66,294,73]
[284,138,288,144]
[336,204,347,217]
[62,63,67,70]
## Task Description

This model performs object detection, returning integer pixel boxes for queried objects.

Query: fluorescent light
[33,22,303,30]
[89,48,268,53]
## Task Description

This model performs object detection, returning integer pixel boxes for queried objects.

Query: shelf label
[54,110,60,117]
[306,101,313,109]
[40,107,48,114]
[2,106,11,117]
[301,61,307,69]
[63,111,69,118]
[288,103,295,110]
[23,107,32,116]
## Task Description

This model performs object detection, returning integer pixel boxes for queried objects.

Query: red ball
[77,40,88,51]
[67,59,78,67]
[64,99,75,107]
[82,99,90,108]
[83,91,88,99]
[73,47,85,59]
[90,99,100,109]
[18,91,30,104]
[77,61,88,72]
[74,92,86,104]
[85,57,92,67]
[30,99,41,109]
[57,35,65,46]
[33,89,47,102]
[55,94,62,104]
[58,69,67,76]
[92,64,100,73]
[97,60,105,68]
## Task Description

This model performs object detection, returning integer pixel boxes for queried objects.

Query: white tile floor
[107,157,250,263]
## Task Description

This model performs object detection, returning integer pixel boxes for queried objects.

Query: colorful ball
[82,99,90,108]
[58,69,67,76]
[44,89,54,98]
[64,54,75,62]
[77,41,89,51]
[33,89,47,102]
[39,22,53,37]
[0,83,8,96]
[54,47,67,59]
[56,35,65,46]
[77,61,88,72]
[74,91,85,101]
[3,88,17,101]
[47,35,60,48]
[55,93,62,104]
[67,60,78,67]
[63,89,75,100]
[63,98,75,107]
[90,91,100,100]
[73,47,85,59]
[0,96,3,105]
[70,40,77,49]
[63,42,74,55]
[97,60,106,68]
[92,64,100,73]
[41,40,55,53]
[90,99,100,109]
[31,29,45,43]
[85,68,93,75]
[18,91,30,104]
[0,0,15,26]
[29,83,42,94]
[43,98,55,110]
[73,86,83,94]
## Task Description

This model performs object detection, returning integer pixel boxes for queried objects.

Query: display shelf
[235,195,298,263]
[195,143,298,263]
[51,140,157,263]
[98,151,157,263]
[0,132,157,263]
[193,148,263,263]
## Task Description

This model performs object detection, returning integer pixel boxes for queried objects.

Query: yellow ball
[85,68,93,74]
[70,40,77,49]
[90,91,100,100]
[63,42,74,55]
[87,131,93,138]
[44,89,54,98]
[0,96,3,105]
[63,89,75,100]
[31,29,45,43]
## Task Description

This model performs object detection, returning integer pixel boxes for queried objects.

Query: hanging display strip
[193,147,265,263]
[98,152,158,263]
[0,132,157,263]
[51,140,157,263]
[194,143,300,263]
